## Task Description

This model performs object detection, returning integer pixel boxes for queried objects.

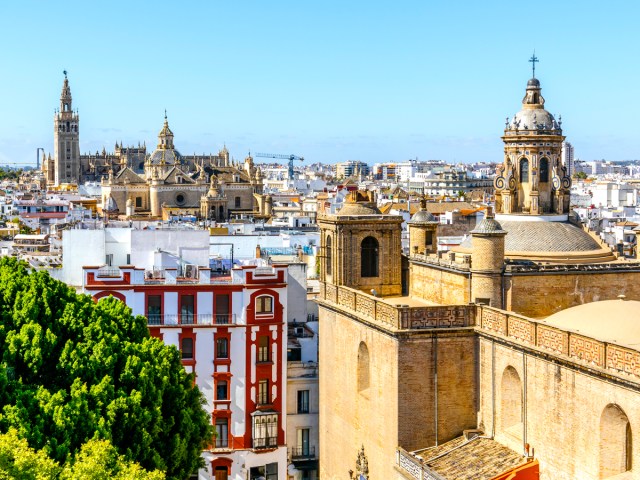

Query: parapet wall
[477,305,640,382]
[318,282,474,331]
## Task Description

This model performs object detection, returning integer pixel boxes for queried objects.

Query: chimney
[255,244,261,259]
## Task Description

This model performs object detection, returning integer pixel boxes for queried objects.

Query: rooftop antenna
[529,51,539,78]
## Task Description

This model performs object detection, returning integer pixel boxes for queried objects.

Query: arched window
[600,404,632,477]
[326,235,332,276]
[501,366,522,434]
[357,342,370,392]
[361,236,379,278]
[539,158,549,183]
[520,158,529,183]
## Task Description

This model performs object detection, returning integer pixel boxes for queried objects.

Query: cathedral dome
[148,148,182,166]
[148,113,182,166]
[408,209,438,224]
[505,78,561,133]
[543,298,640,349]
[456,219,616,263]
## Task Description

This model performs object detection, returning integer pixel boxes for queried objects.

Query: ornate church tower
[318,191,403,296]
[53,72,80,185]
[494,57,571,215]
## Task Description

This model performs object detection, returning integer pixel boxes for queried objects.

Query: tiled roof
[461,220,602,252]
[417,436,525,480]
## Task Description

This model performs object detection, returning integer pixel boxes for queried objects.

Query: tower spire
[529,51,539,78]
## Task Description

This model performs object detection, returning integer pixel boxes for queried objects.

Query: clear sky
[0,0,638,167]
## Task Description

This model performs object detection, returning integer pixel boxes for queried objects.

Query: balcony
[253,437,278,449]
[146,313,236,326]
[290,446,316,460]
[96,267,121,278]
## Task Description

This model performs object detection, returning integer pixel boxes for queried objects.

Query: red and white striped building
[83,262,288,480]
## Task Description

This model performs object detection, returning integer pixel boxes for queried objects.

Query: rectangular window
[181,337,194,360]
[147,295,162,325]
[235,196,241,208]
[256,296,273,314]
[105,254,113,266]
[257,336,269,363]
[180,295,194,324]
[216,337,229,359]
[297,428,310,456]
[258,379,269,405]
[215,294,230,324]
[215,418,228,448]
[135,197,142,208]
[297,390,309,414]
[287,347,301,362]
[217,380,228,400]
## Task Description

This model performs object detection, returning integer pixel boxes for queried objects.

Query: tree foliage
[0,258,212,480]
[0,429,165,479]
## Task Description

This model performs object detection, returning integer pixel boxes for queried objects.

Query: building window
[501,366,522,434]
[297,428,310,456]
[105,254,113,267]
[357,342,370,392]
[215,418,228,448]
[216,337,229,359]
[256,295,273,314]
[135,196,142,208]
[520,158,529,183]
[180,295,195,324]
[217,380,228,400]
[235,196,241,208]
[325,235,332,276]
[257,335,270,362]
[361,236,379,278]
[252,414,279,450]
[287,346,301,361]
[600,404,632,476]
[297,390,309,414]
[181,337,193,360]
[215,294,230,323]
[250,463,278,480]
[147,295,161,325]
[258,379,269,405]
[539,158,549,183]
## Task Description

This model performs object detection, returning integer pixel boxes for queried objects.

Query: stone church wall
[506,270,640,318]
[409,262,470,305]
[318,305,400,480]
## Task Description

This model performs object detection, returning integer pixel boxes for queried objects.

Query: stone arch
[357,341,370,392]
[599,404,632,478]
[500,366,522,432]
[93,291,126,303]
[361,236,379,278]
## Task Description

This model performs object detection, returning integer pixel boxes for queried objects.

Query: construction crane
[254,153,304,179]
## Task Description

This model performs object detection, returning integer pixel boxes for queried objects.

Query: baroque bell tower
[494,55,571,215]
[54,71,80,185]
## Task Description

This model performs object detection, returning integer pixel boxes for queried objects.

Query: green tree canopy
[0,429,165,480]
[0,258,212,480]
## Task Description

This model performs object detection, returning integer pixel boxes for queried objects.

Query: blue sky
[0,1,637,167]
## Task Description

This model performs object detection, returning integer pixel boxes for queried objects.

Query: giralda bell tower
[53,71,80,185]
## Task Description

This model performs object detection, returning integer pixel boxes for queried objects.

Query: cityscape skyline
[1,1,639,167]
